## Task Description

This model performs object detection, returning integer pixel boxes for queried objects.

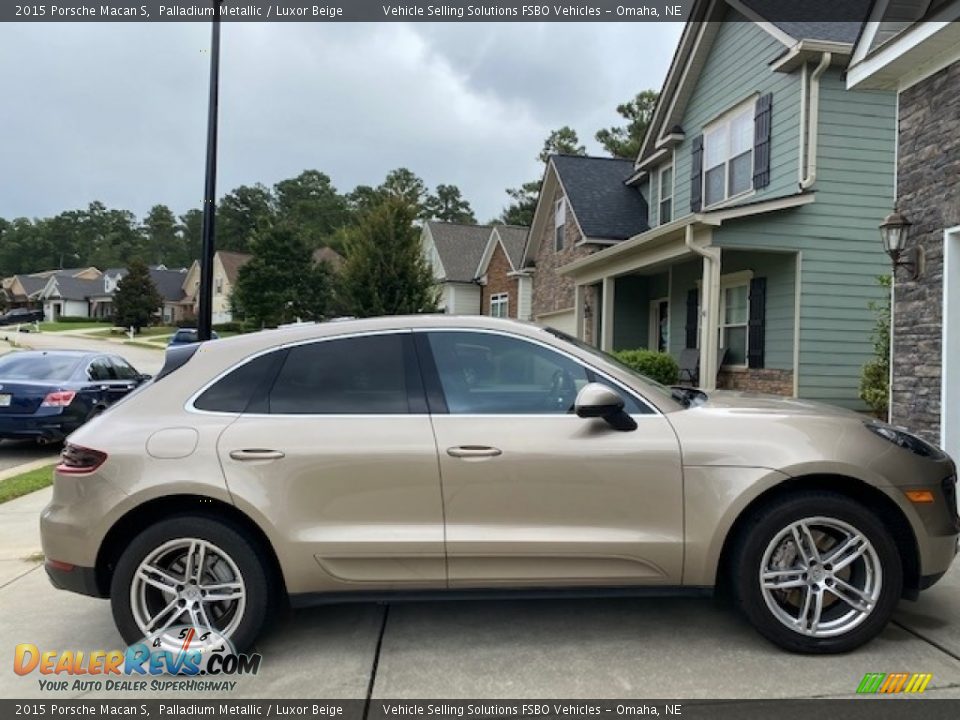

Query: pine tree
[113,259,162,332]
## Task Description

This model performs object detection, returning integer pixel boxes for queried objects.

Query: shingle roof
[740,0,872,43]
[149,268,188,302]
[551,155,649,240]
[217,251,252,285]
[16,275,49,298]
[49,276,102,301]
[426,221,491,283]
[313,246,344,272]
[493,225,529,270]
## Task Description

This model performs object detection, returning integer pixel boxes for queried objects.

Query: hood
[698,390,863,419]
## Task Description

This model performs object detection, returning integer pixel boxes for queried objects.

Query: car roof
[2,350,113,362]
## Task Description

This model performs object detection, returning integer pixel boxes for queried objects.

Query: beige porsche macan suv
[40,316,958,653]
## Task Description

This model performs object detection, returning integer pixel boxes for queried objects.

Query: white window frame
[717,270,754,368]
[703,98,757,209]
[490,292,509,318]
[658,165,674,225]
[554,198,566,252]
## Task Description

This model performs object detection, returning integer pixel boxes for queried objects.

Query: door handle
[447,446,502,459]
[229,449,286,462]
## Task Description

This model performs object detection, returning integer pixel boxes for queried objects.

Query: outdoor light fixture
[879,209,922,280]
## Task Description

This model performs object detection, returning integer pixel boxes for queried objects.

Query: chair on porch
[677,347,728,387]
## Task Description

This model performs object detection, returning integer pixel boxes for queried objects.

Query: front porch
[565,227,798,395]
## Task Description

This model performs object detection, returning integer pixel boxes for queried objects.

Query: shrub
[213,321,245,333]
[613,349,679,386]
[859,275,891,418]
[53,316,112,324]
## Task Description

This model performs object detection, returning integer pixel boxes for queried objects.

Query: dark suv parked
[0,308,44,326]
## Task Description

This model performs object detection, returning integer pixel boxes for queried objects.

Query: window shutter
[753,93,773,189]
[685,288,699,349]
[690,135,704,212]
[748,277,766,369]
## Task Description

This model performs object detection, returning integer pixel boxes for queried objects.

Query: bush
[213,321,245,333]
[52,316,112,324]
[859,275,890,418]
[613,349,679,386]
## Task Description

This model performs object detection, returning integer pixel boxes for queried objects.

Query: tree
[231,226,333,328]
[113,259,162,331]
[499,127,587,226]
[178,209,203,265]
[596,90,659,160]
[142,204,183,266]
[274,170,350,248]
[339,196,438,317]
[424,184,476,223]
[379,168,429,213]
[217,184,276,253]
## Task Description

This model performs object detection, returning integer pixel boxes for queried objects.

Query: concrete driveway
[2,328,165,375]
[1,486,959,701]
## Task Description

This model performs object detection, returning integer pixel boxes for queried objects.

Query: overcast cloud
[0,22,681,224]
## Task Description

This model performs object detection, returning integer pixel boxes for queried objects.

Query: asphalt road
[1,486,959,701]
[2,329,165,375]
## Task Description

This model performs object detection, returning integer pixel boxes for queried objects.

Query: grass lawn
[39,321,114,332]
[0,464,55,504]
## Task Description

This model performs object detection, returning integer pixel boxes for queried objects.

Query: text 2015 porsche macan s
[40,317,958,653]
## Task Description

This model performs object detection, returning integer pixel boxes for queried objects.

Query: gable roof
[551,155,650,240]
[493,226,529,269]
[216,251,253,285]
[44,275,103,302]
[149,268,189,302]
[424,221,491,283]
[313,246,345,272]
[637,0,872,167]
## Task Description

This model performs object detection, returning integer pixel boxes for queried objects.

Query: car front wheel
[732,491,903,653]
[110,515,270,652]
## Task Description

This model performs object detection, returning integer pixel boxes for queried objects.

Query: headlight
[865,421,947,459]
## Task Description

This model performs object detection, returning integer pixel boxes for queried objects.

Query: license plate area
[0,394,11,407]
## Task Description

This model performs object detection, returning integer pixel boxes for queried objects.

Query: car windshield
[542,328,685,407]
[174,331,198,342]
[0,353,79,381]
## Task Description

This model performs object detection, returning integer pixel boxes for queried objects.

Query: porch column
[601,276,615,352]
[698,249,722,391]
[574,284,586,340]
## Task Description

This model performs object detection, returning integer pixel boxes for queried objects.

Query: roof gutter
[799,52,832,190]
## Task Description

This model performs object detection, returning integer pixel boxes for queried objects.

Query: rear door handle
[447,446,502,459]
[229,449,286,462]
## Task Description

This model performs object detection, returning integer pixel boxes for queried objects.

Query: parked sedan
[40,317,958,654]
[0,308,44,326]
[0,350,149,444]
[167,329,218,347]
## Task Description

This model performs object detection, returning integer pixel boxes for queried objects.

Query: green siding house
[554,0,896,408]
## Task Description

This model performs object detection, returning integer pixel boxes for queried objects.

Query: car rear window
[174,330,198,342]
[0,354,79,381]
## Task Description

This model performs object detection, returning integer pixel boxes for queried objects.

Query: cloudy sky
[0,22,681,224]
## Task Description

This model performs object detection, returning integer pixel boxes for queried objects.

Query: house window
[215,277,223,295]
[703,101,755,207]
[554,198,566,251]
[719,282,749,366]
[659,165,673,224]
[490,293,509,318]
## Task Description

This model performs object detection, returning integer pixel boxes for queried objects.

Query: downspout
[799,52,832,190]
[685,224,722,390]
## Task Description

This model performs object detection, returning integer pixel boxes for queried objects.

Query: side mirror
[574,383,637,432]
[137,373,153,384]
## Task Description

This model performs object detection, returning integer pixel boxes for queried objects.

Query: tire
[731,491,902,653]
[110,515,271,652]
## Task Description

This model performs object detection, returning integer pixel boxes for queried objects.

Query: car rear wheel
[110,515,270,652]
[732,491,902,653]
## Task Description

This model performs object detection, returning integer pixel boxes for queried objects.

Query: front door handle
[229,449,285,462]
[447,446,502,459]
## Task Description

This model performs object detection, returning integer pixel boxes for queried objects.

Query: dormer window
[659,165,673,224]
[703,100,755,207]
[554,198,566,251]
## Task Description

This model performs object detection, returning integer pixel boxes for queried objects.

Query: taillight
[56,444,108,475]
[42,390,77,407]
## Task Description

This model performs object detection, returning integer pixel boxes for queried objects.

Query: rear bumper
[0,416,74,442]
[44,560,104,598]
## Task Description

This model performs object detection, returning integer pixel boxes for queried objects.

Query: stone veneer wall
[717,369,793,396]
[891,60,960,443]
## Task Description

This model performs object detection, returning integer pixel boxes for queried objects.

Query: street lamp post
[197,0,224,342]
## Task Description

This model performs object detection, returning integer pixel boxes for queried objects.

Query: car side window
[87,358,116,381]
[193,351,287,413]
[110,357,139,380]
[425,331,593,415]
[268,334,416,415]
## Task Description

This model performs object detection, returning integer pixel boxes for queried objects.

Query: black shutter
[690,134,704,212]
[753,93,773,189]
[748,277,766,369]
[685,288,699,349]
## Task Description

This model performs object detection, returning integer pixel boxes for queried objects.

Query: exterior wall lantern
[879,210,922,280]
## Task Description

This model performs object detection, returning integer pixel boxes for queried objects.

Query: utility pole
[197,0,224,342]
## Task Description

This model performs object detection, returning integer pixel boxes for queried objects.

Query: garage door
[536,309,576,335]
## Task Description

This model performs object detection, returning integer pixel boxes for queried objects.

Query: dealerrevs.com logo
[14,626,261,692]
[857,672,933,694]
